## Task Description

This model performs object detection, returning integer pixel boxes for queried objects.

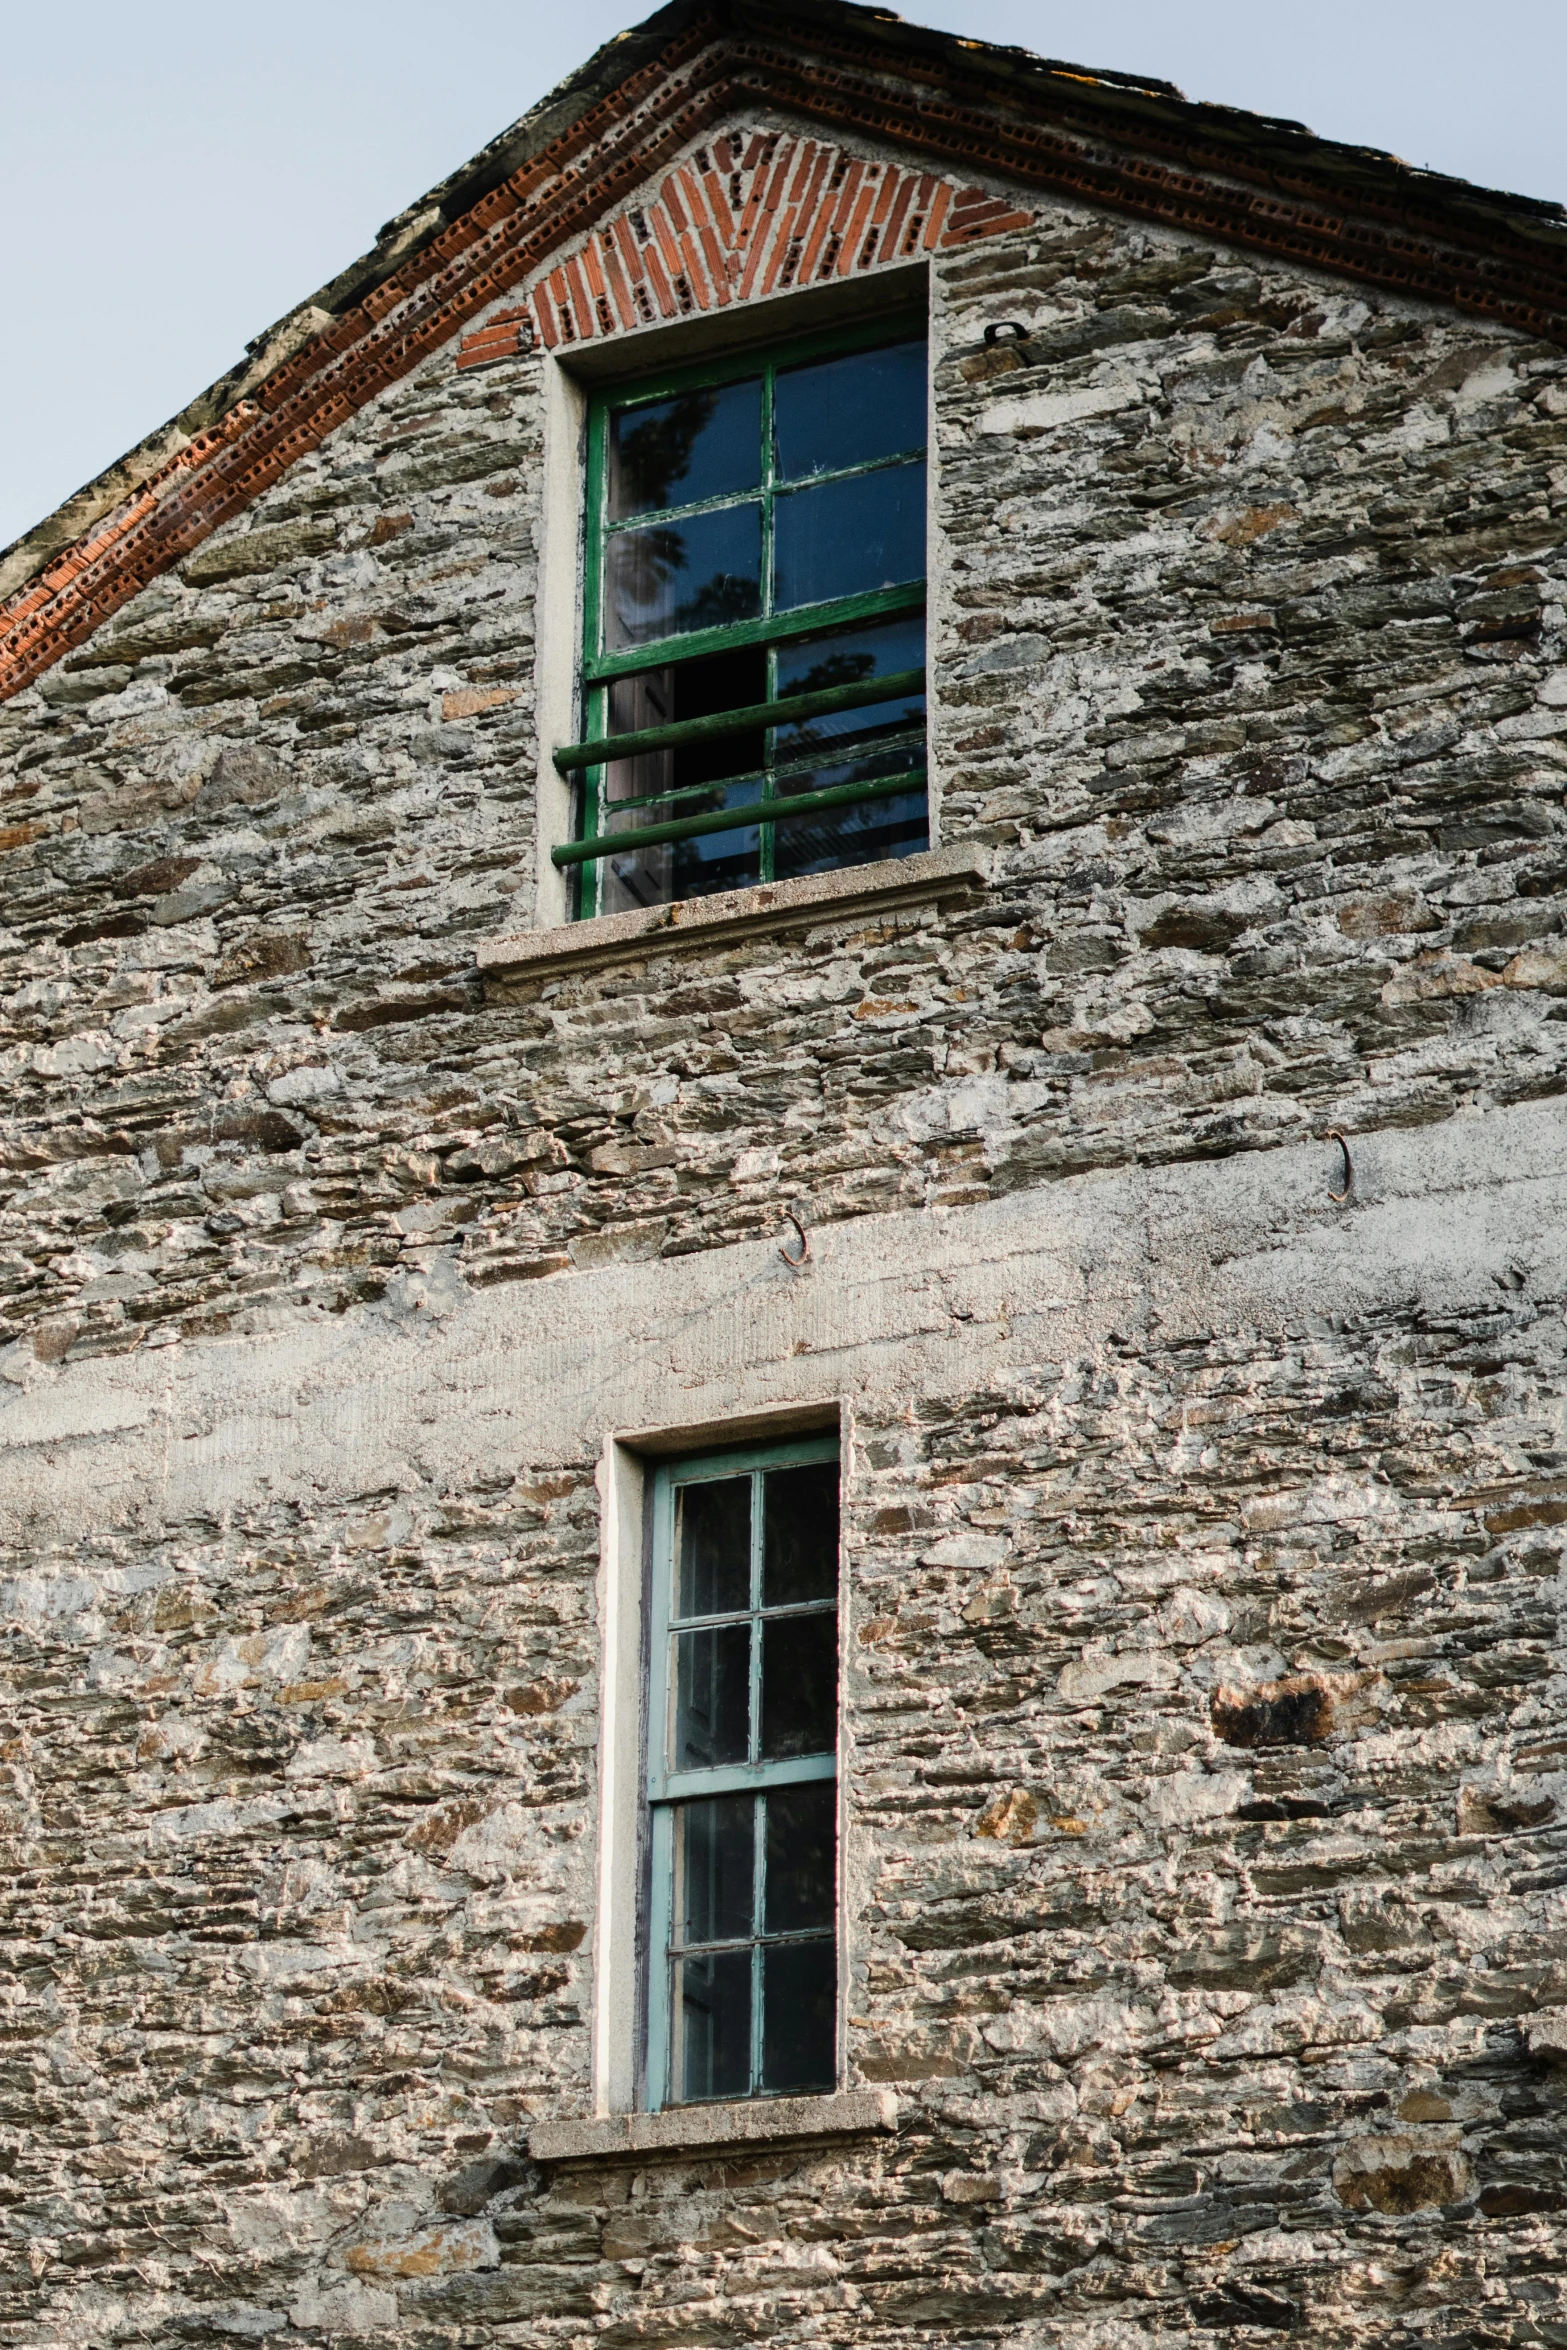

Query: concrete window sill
[478,844,991,981]
[528,2088,898,2164]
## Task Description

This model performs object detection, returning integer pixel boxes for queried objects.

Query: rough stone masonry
[4,3,1567,2344]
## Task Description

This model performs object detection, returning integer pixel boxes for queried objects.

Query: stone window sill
[477,843,991,980]
[528,2088,898,2164]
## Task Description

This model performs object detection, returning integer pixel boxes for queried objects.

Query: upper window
[644,1437,840,2109]
[555,323,929,918]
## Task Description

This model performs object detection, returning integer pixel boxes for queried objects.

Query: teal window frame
[644,1433,841,2112]
[559,314,929,919]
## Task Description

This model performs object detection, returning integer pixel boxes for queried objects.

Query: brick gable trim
[498,132,1027,359]
[4,1,1567,705]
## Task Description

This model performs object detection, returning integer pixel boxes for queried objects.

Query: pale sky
[2,0,1562,554]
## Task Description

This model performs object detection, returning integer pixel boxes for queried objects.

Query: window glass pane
[601,666,675,807]
[674,1794,755,1945]
[598,821,761,916]
[674,1623,750,1770]
[771,733,924,803]
[771,787,929,883]
[761,1940,835,2094]
[774,340,926,481]
[775,617,926,778]
[675,1949,753,2101]
[761,1612,837,1760]
[773,461,925,612]
[609,381,762,517]
[775,614,925,715]
[763,1460,839,1607]
[605,504,762,648]
[764,1782,836,1933]
[675,1476,751,1619]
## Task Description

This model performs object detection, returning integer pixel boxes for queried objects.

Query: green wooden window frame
[645,1435,840,2111]
[559,315,929,918]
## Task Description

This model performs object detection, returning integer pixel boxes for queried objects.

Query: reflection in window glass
[773,462,925,612]
[774,340,926,481]
[775,614,926,711]
[605,504,762,647]
[771,786,929,882]
[609,379,762,516]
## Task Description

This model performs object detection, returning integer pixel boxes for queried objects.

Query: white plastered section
[532,352,587,931]
[592,1437,646,2115]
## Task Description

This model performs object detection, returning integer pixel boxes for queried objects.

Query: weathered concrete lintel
[477,844,992,978]
[529,2089,898,2162]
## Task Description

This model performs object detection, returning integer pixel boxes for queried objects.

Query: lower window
[645,1437,840,2107]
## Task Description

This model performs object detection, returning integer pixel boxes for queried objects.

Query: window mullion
[751,1790,766,2096]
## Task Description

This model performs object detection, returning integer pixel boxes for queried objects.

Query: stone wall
[4,118,1567,2349]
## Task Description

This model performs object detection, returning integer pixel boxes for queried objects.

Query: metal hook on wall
[1326,1129,1353,1205]
[779,1212,810,1269]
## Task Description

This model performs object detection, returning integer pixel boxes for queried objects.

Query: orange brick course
[498,129,1026,360]
[5,6,1567,705]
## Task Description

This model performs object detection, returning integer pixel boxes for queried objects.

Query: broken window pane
[605,648,767,809]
